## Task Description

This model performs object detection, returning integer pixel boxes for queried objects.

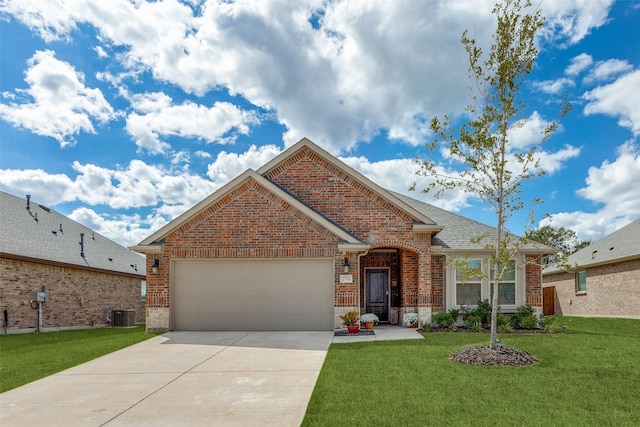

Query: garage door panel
[173,259,334,331]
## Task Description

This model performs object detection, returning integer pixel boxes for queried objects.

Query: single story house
[542,218,640,318]
[132,138,547,332]
[0,191,146,333]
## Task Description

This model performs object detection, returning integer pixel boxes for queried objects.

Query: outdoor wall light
[152,258,160,275]
[343,257,350,274]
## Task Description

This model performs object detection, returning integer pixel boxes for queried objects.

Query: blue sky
[1,0,639,248]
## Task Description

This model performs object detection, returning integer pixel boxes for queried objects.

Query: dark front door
[366,269,389,321]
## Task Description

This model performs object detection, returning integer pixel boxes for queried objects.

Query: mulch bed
[334,329,375,336]
[449,345,539,366]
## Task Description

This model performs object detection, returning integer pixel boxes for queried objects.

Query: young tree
[413,0,569,349]
[526,225,591,268]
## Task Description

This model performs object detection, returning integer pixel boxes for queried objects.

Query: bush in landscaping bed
[431,309,459,329]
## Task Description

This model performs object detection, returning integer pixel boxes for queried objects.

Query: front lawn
[303,317,640,426]
[0,326,159,392]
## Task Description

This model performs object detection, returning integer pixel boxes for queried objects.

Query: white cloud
[565,53,593,76]
[0,50,116,147]
[576,141,640,211]
[583,59,633,84]
[507,112,555,150]
[125,92,259,154]
[68,207,161,248]
[0,159,219,210]
[584,69,640,135]
[532,78,575,95]
[340,156,475,212]
[1,0,615,152]
[536,145,582,175]
[541,211,635,243]
[94,45,108,58]
[539,0,614,46]
[206,144,282,183]
[0,0,80,42]
[0,168,75,205]
[543,141,640,241]
[170,150,191,165]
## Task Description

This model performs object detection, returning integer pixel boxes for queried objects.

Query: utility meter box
[34,291,48,302]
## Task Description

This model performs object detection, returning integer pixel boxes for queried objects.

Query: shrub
[432,309,460,329]
[520,315,539,329]
[460,300,493,329]
[510,305,538,329]
[498,322,513,333]
[432,311,455,328]
[497,311,509,328]
[475,300,493,326]
[464,315,482,330]
[540,315,554,332]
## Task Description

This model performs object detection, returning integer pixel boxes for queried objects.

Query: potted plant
[360,313,379,330]
[403,312,419,328]
[340,311,360,333]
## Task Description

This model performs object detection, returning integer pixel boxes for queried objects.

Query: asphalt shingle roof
[544,218,640,274]
[0,191,145,276]
[391,191,550,253]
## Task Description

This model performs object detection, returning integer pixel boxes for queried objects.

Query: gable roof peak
[258,137,441,231]
[134,168,365,250]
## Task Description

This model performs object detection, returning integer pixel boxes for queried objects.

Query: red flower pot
[347,325,360,334]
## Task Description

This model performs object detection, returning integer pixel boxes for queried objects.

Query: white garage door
[172,258,334,331]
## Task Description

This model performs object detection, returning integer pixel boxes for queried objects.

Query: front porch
[357,248,445,326]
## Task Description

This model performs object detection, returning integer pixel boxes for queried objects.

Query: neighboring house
[542,219,640,318]
[0,191,146,333]
[131,138,548,332]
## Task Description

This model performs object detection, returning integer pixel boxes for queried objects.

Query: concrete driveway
[1,331,333,427]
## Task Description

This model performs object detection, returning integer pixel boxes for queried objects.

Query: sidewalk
[332,324,423,343]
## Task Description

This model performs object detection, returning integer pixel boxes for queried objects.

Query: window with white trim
[141,280,147,300]
[455,259,482,306]
[575,270,587,293]
[490,260,516,305]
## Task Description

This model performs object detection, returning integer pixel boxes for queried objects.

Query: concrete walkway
[331,324,424,343]
[1,326,422,427]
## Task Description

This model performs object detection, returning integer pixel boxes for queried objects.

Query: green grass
[303,317,640,426]
[0,326,159,392]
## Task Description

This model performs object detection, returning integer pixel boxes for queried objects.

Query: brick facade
[265,147,435,323]
[431,255,445,309]
[0,257,145,332]
[543,259,640,318]
[145,178,340,321]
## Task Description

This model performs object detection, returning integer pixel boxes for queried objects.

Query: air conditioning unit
[112,309,136,327]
